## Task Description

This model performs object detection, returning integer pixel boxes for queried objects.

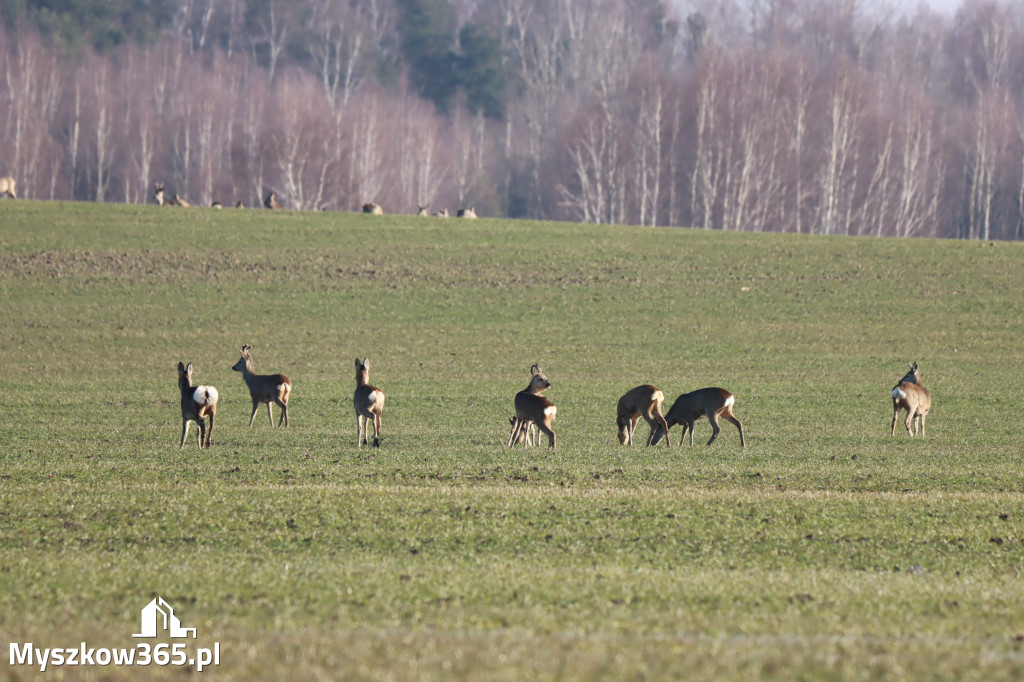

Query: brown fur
[178,362,217,449]
[354,358,385,447]
[617,384,670,446]
[891,362,931,436]
[507,365,556,449]
[231,344,291,427]
[653,387,745,447]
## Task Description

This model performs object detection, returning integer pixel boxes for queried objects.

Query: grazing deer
[417,204,430,216]
[507,364,557,449]
[457,206,477,219]
[170,193,191,207]
[0,176,16,198]
[434,208,449,217]
[154,182,165,206]
[353,358,385,447]
[617,385,670,446]
[362,202,383,215]
[177,362,218,449]
[651,387,745,447]
[891,362,931,437]
[508,416,538,446]
[231,344,292,427]
[264,192,281,210]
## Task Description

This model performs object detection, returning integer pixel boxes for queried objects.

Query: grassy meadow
[1,200,1023,680]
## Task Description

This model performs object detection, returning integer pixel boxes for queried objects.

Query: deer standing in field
[264,192,281,210]
[154,182,165,206]
[507,364,557,449]
[353,357,385,447]
[457,206,477,219]
[651,387,745,447]
[617,385,671,446]
[362,202,383,215]
[231,344,292,427]
[0,176,17,198]
[891,361,931,437]
[177,362,219,449]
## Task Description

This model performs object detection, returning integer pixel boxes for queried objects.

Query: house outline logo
[133,596,197,639]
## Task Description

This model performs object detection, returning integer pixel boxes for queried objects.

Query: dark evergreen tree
[396,0,457,113]
[457,22,506,119]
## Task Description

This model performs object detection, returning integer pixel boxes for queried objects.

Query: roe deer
[362,202,383,215]
[434,208,449,217]
[235,200,245,208]
[651,387,745,447]
[177,362,218,449]
[417,204,430,216]
[891,361,931,436]
[212,201,223,209]
[508,416,538,446]
[154,182,165,206]
[617,385,670,446]
[231,344,292,427]
[0,176,16,198]
[170,193,191,207]
[353,358,385,447]
[507,364,556,449]
[264,192,281,210]
[457,206,477,219]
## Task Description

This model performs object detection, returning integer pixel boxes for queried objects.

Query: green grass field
[1,201,1023,680]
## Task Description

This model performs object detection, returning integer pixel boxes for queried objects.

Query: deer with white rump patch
[650,387,745,447]
[507,364,557,449]
[353,358,385,447]
[231,344,292,427]
[177,362,218,449]
[0,176,16,198]
[891,361,931,436]
[617,385,670,446]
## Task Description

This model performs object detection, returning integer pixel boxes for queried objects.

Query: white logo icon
[133,597,197,639]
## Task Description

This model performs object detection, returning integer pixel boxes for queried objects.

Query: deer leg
[684,419,696,446]
[275,399,288,427]
[722,414,745,447]
[525,422,535,447]
[507,418,522,448]
[180,419,190,449]
[904,410,915,436]
[372,411,382,447]
[206,410,215,448]
[357,414,366,446]
[705,412,722,446]
[890,401,900,436]
[919,413,926,437]
[196,419,206,449]
[248,401,260,428]
[266,402,275,427]
[536,419,556,449]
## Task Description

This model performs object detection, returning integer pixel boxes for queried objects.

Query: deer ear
[355,358,361,369]
[186,362,193,373]
[531,364,540,375]
[178,362,185,372]
[362,358,370,369]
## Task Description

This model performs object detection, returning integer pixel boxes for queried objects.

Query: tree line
[1,0,1023,239]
